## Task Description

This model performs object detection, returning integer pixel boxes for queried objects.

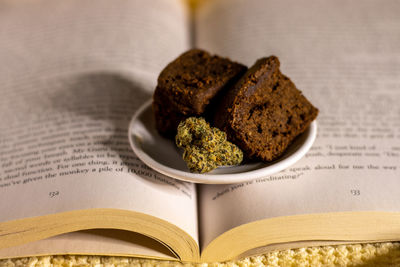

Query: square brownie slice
[153,49,247,138]
[213,56,318,162]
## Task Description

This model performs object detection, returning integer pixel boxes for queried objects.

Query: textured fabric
[1,242,400,266]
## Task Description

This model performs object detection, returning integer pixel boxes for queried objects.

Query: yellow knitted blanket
[1,242,400,266]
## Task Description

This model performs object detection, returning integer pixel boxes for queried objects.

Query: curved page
[0,0,198,260]
[197,0,400,253]
[0,229,177,260]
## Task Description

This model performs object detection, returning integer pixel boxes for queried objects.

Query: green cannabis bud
[176,117,243,173]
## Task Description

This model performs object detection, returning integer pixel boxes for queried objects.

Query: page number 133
[350,189,360,196]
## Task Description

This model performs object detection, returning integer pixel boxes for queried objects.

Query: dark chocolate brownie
[214,56,318,162]
[153,49,247,138]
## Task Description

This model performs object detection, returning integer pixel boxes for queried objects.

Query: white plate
[128,100,317,184]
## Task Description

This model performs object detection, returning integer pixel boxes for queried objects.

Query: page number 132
[49,191,60,198]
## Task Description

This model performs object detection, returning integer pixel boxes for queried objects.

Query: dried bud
[176,117,243,173]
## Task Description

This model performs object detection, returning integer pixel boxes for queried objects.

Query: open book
[1,0,400,262]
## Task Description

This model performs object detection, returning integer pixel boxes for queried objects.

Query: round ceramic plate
[128,100,317,184]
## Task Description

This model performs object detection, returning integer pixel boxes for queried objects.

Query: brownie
[153,49,247,138]
[213,56,318,162]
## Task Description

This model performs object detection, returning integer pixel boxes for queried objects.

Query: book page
[0,0,199,246]
[196,0,400,249]
[0,230,177,260]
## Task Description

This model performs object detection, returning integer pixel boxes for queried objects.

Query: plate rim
[128,100,317,184]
